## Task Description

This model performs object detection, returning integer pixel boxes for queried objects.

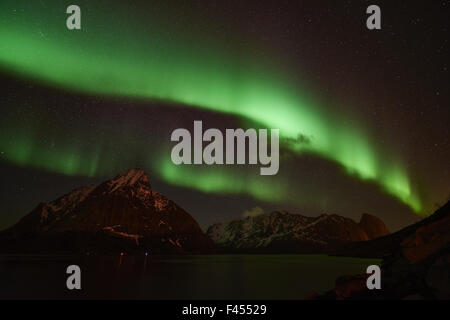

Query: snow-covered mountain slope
[207,211,389,252]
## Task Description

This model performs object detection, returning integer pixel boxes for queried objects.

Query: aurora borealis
[0,1,449,230]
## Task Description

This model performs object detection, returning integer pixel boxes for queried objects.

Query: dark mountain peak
[0,169,216,254]
[108,168,151,190]
[358,213,390,239]
[88,168,152,202]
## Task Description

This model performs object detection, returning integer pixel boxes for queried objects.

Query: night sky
[0,0,449,231]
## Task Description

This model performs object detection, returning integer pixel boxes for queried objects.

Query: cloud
[281,133,312,147]
[243,206,264,218]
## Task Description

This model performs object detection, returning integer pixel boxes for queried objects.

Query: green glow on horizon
[157,158,289,203]
[1,133,102,178]
[0,1,422,213]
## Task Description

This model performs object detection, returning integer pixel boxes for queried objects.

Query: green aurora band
[0,1,422,213]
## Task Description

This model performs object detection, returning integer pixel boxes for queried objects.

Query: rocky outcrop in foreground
[312,201,450,300]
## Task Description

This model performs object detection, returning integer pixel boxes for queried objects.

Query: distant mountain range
[206,211,389,253]
[0,168,216,254]
[0,168,396,255]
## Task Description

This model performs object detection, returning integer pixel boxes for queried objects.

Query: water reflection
[0,254,380,299]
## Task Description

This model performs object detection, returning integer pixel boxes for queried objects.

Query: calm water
[0,254,380,299]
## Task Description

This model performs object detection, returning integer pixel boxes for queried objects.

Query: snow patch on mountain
[103,225,143,245]
[152,191,170,211]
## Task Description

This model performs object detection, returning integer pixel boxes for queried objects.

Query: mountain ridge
[0,168,216,254]
[206,210,389,253]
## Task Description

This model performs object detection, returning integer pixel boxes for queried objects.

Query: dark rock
[334,274,369,300]
[359,213,390,239]
[312,201,450,299]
